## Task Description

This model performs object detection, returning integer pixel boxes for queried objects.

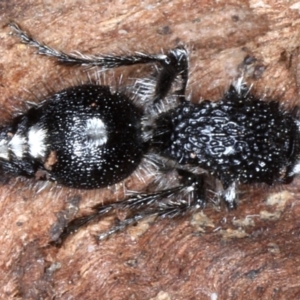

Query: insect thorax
[152,88,300,188]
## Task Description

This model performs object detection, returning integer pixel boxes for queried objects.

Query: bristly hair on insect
[4,22,300,244]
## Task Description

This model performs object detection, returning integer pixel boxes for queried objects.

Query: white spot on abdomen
[28,125,48,159]
[0,139,9,160]
[9,134,26,158]
[73,117,108,157]
[85,117,108,147]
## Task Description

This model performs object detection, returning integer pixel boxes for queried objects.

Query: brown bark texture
[1,0,300,299]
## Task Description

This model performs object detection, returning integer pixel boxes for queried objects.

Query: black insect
[5,23,300,243]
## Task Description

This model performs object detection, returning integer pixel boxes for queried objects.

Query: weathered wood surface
[1,0,300,299]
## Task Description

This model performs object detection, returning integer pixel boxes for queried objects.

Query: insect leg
[56,170,206,244]
[151,46,189,103]
[222,182,237,209]
[54,186,183,245]
[9,22,188,101]
[8,22,156,67]
[96,170,207,240]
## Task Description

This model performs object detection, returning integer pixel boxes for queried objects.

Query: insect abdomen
[0,85,146,188]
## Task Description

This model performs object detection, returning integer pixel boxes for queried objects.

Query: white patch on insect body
[289,120,300,176]
[9,134,26,159]
[223,182,236,206]
[0,139,9,160]
[85,117,108,147]
[28,125,48,159]
[291,161,300,176]
[223,146,235,155]
[233,77,244,95]
[72,117,108,157]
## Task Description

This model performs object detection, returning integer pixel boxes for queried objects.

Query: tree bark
[1,0,300,299]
